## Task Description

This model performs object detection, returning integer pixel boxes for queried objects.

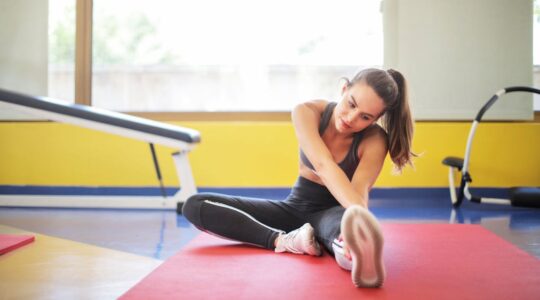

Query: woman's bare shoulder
[364,124,387,139]
[360,124,388,150]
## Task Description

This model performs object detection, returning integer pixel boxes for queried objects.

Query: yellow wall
[0,121,539,188]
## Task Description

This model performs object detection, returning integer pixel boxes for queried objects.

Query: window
[48,0,76,103]
[90,0,383,111]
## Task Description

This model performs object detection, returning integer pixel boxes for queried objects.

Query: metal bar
[149,143,167,198]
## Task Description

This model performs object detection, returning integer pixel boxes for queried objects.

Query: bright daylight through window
[49,0,383,111]
[48,0,76,103]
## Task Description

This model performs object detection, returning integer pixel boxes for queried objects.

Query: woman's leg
[182,192,307,250]
[307,205,385,288]
[305,205,345,254]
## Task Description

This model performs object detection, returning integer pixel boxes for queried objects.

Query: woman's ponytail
[384,69,416,173]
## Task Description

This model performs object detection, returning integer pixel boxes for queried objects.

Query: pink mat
[120,224,540,300]
[0,234,35,255]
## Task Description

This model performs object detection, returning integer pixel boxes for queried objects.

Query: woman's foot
[274,223,322,256]
[340,205,385,288]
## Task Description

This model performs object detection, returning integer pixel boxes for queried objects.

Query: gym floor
[1,190,539,298]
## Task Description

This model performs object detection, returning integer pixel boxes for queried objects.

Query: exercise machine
[442,86,540,208]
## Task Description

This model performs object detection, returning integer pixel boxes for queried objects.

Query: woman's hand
[338,233,352,260]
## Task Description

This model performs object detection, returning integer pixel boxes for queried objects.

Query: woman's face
[334,81,386,134]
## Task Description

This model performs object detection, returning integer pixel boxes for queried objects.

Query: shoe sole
[341,205,385,288]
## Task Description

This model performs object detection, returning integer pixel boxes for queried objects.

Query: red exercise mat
[120,224,540,300]
[0,234,35,255]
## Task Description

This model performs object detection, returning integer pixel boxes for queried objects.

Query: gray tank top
[299,102,365,180]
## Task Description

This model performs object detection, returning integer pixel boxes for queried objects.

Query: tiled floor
[1,191,539,260]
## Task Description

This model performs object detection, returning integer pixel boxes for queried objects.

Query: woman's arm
[348,128,388,207]
[323,129,387,209]
[291,100,333,168]
[292,102,387,208]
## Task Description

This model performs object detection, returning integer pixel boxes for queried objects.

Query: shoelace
[280,227,303,254]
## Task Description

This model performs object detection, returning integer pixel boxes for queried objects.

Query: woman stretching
[182,68,415,288]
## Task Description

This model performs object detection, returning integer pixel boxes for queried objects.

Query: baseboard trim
[0,185,511,200]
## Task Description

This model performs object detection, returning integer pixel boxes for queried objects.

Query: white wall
[0,0,48,120]
[383,0,533,120]
[534,66,540,110]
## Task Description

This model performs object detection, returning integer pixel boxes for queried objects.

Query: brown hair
[343,68,416,173]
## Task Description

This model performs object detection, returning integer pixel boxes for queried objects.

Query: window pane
[92,0,382,111]
[48,0,76,103]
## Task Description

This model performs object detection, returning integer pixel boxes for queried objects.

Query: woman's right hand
[338,233,352,260]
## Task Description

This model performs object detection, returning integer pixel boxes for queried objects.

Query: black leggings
[182,176,345,254]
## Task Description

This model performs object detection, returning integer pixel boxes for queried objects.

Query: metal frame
[445,86,540,207]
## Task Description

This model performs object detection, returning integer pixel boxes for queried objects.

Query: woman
[182,68,415,288]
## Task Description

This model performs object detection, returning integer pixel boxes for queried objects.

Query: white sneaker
[332,238,352,270]
[341,205,385,288]
[274,223,322,256]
